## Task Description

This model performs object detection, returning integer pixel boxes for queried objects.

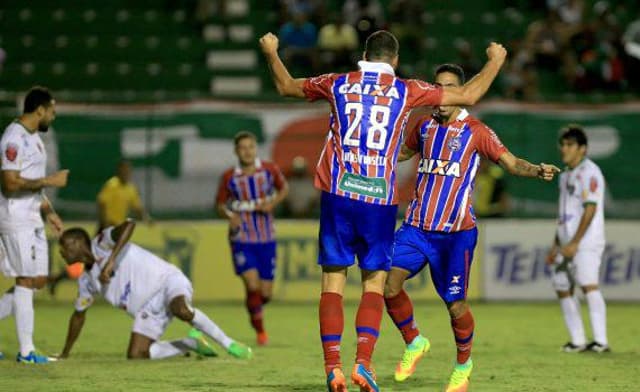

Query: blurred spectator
[282,156,319,218]
[388,0,423,55]
[454,39,482,82]
[473,159,510,218]
[280,0,325,25]
[524,9,571,70]
[623,11,640,88]
[0,47,5,74]
[318,13,359,71]
[279,11,319,72]
[502,40,540,101]
[547,0,584,26]
[342,0,385,44]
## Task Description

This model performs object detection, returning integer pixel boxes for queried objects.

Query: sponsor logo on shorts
[448,285,462,295]
[451,275,461,284]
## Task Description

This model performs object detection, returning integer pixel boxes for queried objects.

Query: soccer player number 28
[343,103,390,150]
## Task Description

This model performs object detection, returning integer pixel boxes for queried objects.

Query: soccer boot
[227,341,253,359]
[351,363,379,392]
[257,331,269,346]
[0,351,4,360]
[187,328,218,357]
[444,359,473,392]
[326,367,348,392]
[395,335,430,382]
[16,351,50,364]
[586,341,611,353]
[561,342,586,353]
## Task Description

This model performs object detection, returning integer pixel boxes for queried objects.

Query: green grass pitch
[0,301,637,391]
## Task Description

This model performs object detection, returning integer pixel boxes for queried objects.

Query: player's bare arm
[1,168,69,194]
[560,203,597,259]
[259,32,307,98]
[59,309,87,358]
[216,202,242,230]
[99,220,136,284]
[397,144,417,162]
[440,43,507,106]
[41,199,64,236]
[546,234,561,265]
[498,151,561,181]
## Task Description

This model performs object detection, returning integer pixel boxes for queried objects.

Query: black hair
[559,124,588,146]
[234,131,257,146]
[23,86,53,114]
[60,227,91,247]
[435,63,466,85]
[364,31,399,62]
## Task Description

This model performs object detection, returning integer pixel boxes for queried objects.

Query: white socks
[559,295,586,346]
[585,290,608,346]
[14,285,35,356]
[0,290,14,320]
[191,309,233,349]
[149,338,197,360]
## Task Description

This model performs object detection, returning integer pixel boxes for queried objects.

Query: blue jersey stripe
[418,126,447,225]
[447,152,479,228]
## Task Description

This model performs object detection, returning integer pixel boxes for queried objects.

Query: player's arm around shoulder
[99,220,136,284]
[259,32,307,98]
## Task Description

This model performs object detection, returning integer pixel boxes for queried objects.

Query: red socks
[451,309,474,364]
[355,292,384,369]
[246,290,264,333]
[385,290,420,344]
[320,292,344,375]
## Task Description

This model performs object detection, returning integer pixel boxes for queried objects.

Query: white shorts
[131,272,193,340]
[552,247,604,291]
[0,228,49,278]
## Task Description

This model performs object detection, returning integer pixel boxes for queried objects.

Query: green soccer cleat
[394,335,431,382]
[188,328,218,357]
[445,359,473,392]
[227,341,253,360]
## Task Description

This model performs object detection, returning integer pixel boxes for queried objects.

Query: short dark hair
[59,227,91,247]
[364,31,399,62]
[435,63,466,85]
[559,124,588,146]
[23,86,53,114]
[234,131,257,146]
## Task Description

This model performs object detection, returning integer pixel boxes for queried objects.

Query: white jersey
[557,158,605,250]
[75,227,181,317]
[0,122,47,232]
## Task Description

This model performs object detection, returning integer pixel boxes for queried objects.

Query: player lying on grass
[56,220,252,360]
[383,64,561,391]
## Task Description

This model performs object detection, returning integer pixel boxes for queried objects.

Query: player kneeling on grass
[56,220,252,360]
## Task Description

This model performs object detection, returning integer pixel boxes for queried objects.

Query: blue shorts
[230,241,277,280]
[392,224,478,303]
[318,192,398,271]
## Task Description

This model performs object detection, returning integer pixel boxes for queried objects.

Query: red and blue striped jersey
[404,110,508,232]
[216,159,286,243]
[303,61,443,205]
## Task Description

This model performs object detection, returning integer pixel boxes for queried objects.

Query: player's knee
[127,347,149,359]
[383,280,401,298]
[581,284,598,294]
[170,298,194,322]
[32,276,48,290]
[556,290,572,299]
[447,300,468,318]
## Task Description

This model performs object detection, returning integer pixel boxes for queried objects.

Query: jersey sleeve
[302,73,335,102]
[1,133,23,171]
[406,79,443,108]
[473,121,508,163]
[215,170,233,206]
[266,162,287,190]
[404,115,429,152]
[580,168,604,205]
[74,273,95,312]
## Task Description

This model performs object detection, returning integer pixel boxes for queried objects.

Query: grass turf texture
[0,301,637,391]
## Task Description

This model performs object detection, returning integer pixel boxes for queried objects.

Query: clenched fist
[486,42,507,64]
[259,33,279,55]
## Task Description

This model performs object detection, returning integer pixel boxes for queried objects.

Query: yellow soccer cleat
[394,335,430,382]
[444,359,473,392]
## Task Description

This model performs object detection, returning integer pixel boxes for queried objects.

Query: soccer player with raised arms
[383,64,560,391]
[260,30,507,392]
[216,131,289,346]
[56,220,252,361]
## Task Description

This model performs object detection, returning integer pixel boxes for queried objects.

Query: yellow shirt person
[97,161,145,230]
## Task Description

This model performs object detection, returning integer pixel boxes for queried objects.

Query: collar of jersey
[235,158,262,175]
[357,61,395,76]
[456,109,469,121]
